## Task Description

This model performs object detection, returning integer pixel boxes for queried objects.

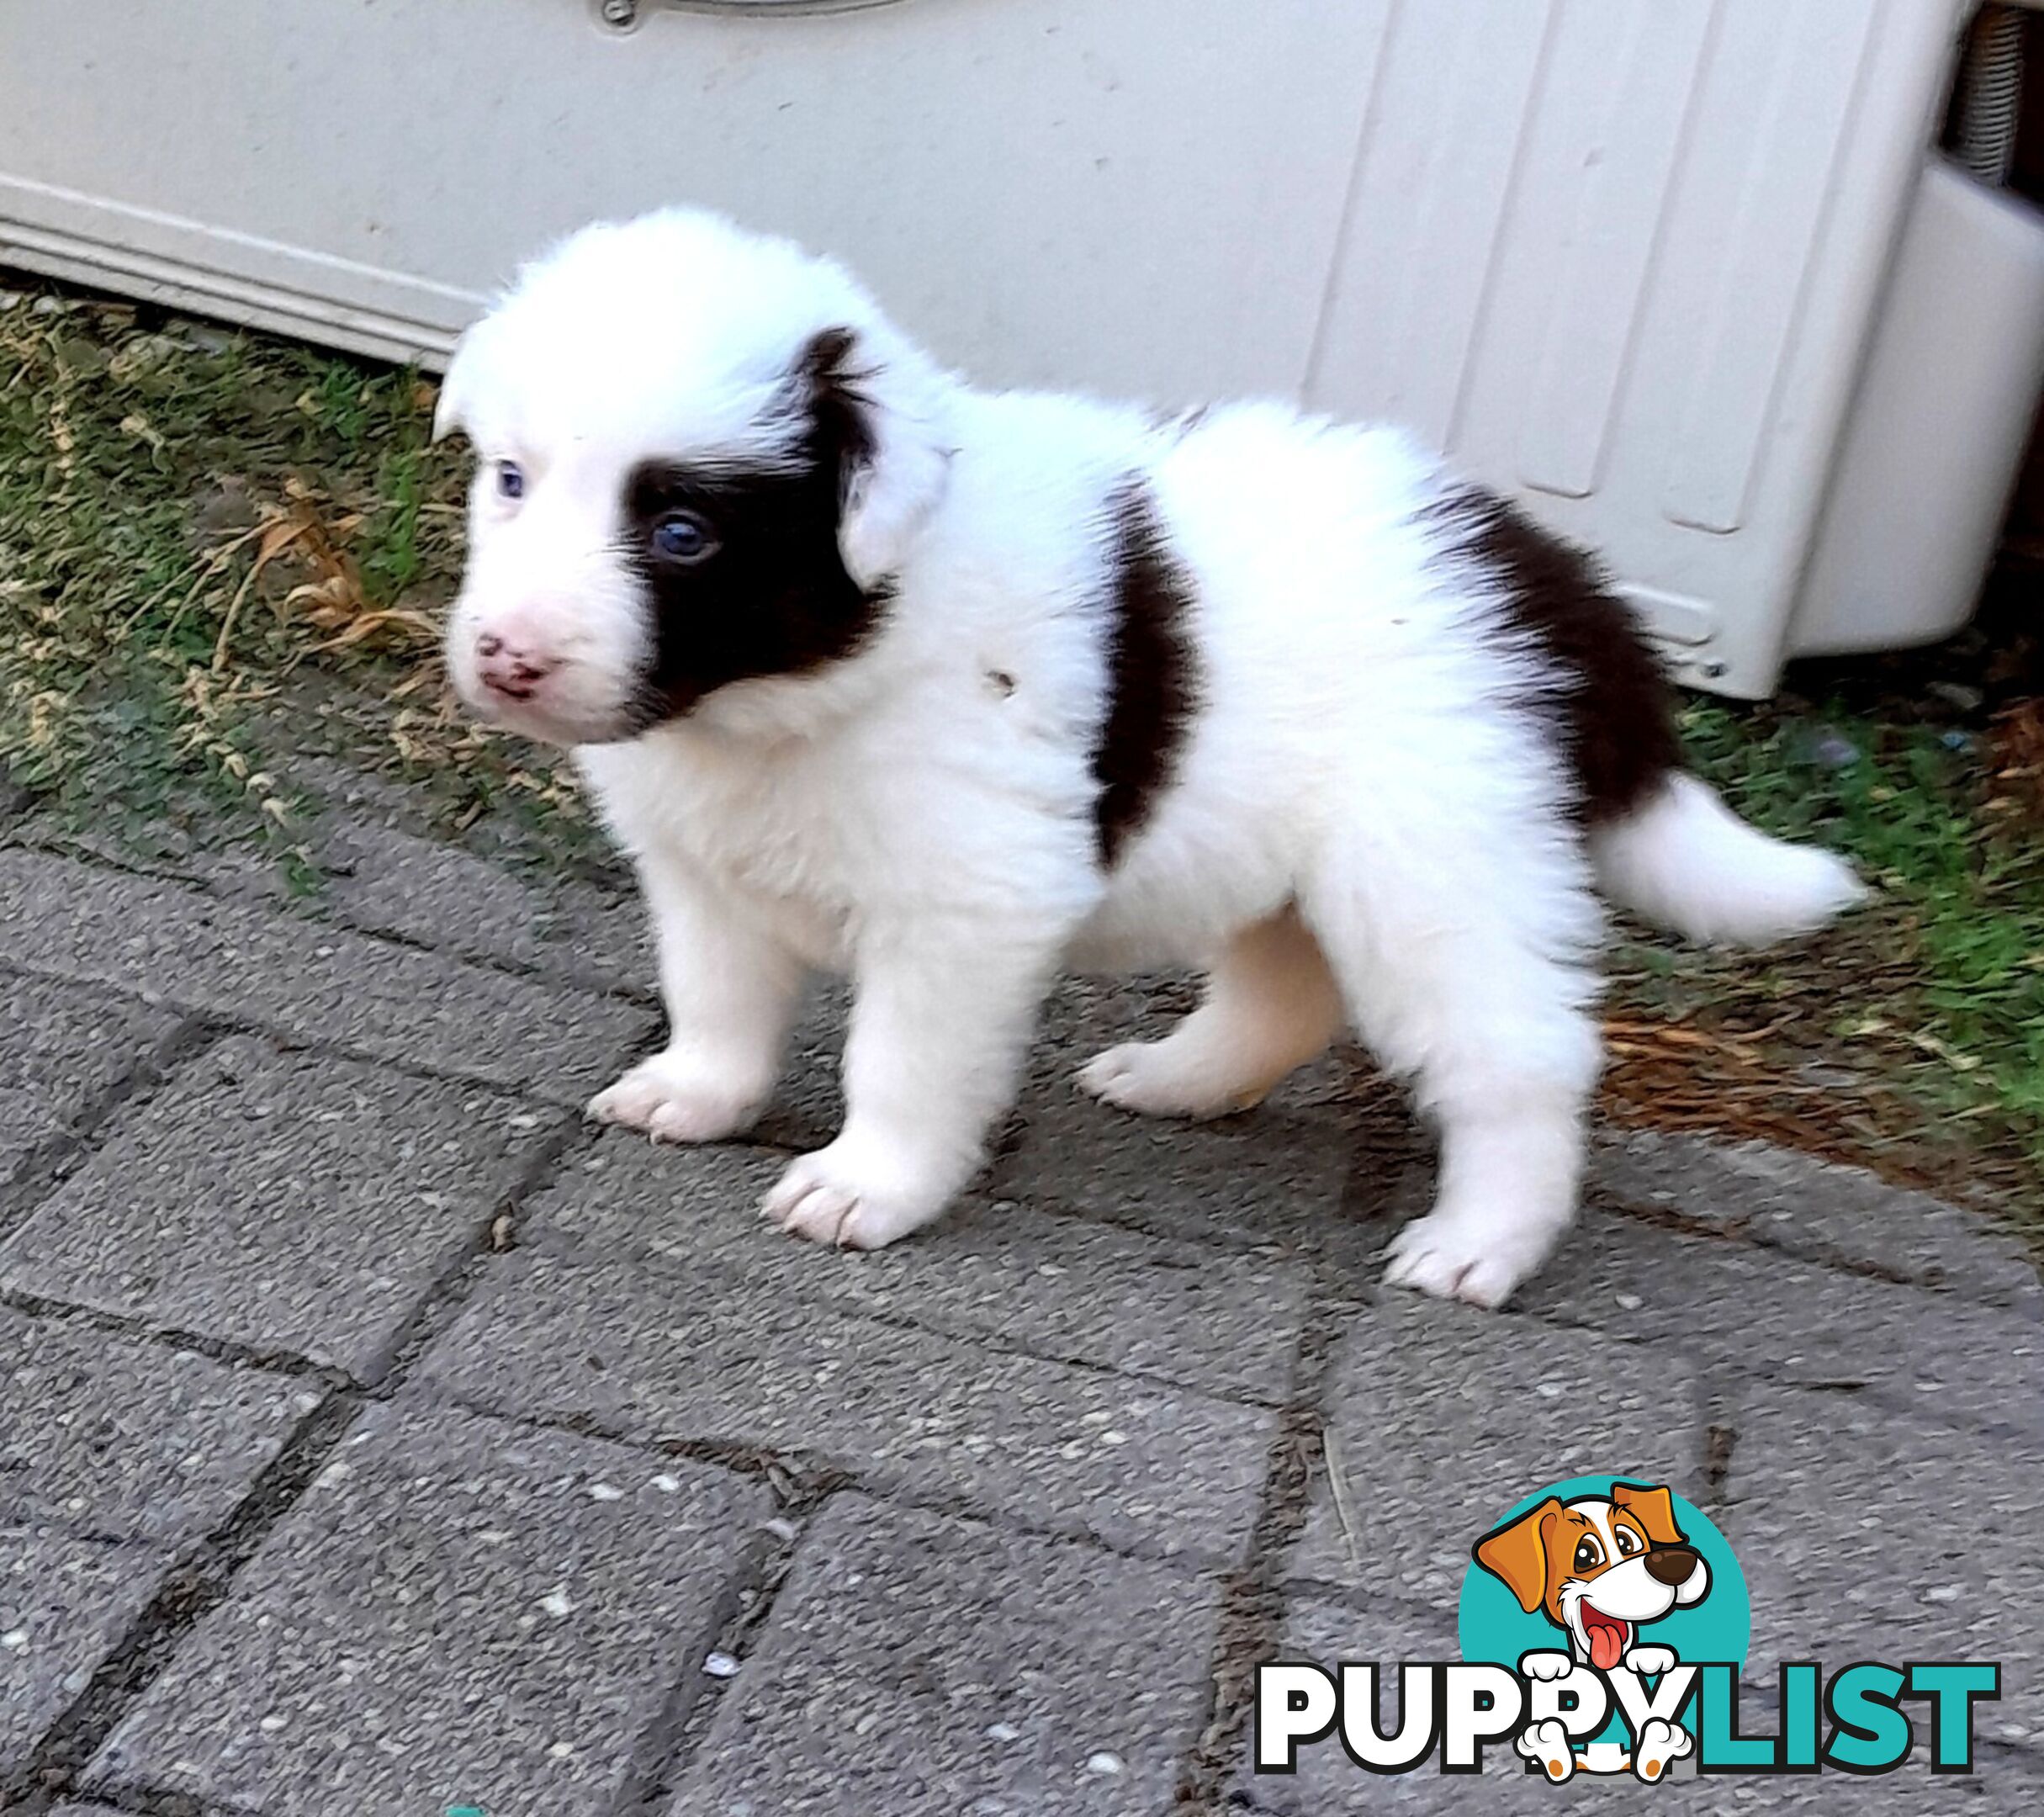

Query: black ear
[787,321,949,587]
[792,326,878,510]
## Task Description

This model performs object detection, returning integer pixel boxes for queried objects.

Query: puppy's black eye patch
[617,452,887,721]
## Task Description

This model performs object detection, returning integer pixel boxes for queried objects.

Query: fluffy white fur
[437,209,1865,1308]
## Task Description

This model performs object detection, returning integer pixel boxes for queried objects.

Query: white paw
[760,1142,952,1251]
[1519,1650,1575,1683]
[1634,1718,1693,1783]
[1076,1041,1258,1120]
[1381,1210,1553,1309]
[585,1051,768,1145]
[1517,1719,1575,1783]
[1625,1645,1677,1677]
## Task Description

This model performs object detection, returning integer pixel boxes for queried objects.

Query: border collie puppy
[436,209,1863,1307]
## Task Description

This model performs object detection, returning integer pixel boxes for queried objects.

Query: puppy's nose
[475,633,564,702]
[1645,1545,1699,1586]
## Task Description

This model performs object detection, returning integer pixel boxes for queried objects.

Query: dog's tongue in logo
[1581,1607,1629,1671]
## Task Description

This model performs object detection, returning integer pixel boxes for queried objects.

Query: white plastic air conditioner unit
[3,0,2041,697]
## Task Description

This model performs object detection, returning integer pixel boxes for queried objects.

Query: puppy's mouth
[455,677,666,750]
[1574,1604,1633,1671]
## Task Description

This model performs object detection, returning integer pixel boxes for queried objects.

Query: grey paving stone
[0,1311,318,1780]
[0,1527,164,1777]
[1722,1385,2044,1753]
[0,1306,318,1544]
[1241,1597,2036,1813]
[1289,1295,1707,1605]
[0,971,181,1195]
[0,849,654,1104]
[1635,1770,2044,1813]
[666,1496,1223,1817]
[417,1248,1274,1561]
[1591,1127,2040,1306]
[9,811,297,908]
[989,1083,1376,1256]
[532,1132,1311,1401]
[87,1402,769,1817]
[1025,972,1196,1082]
[1,1036,550,1380]
[1516,1210,2044,1433]
[747,980,849,1152]
[315,817,647,991]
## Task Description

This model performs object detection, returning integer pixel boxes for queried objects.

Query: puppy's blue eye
[495,460,525,501]
[652,511,718,564]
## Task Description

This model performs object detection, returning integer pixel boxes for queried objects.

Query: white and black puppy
[436,209,1863,1307]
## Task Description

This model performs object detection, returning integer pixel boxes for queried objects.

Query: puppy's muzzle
[475,632,564,704]
[1644,1545,1700,1587]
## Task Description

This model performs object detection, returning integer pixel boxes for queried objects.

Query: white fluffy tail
[1591,773,1867,947]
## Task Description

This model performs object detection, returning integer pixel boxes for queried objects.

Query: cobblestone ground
[1,776,2038,1816]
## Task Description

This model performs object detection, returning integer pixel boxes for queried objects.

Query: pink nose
[475,632,563,702]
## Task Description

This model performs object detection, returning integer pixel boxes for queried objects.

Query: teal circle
[1458,1475,1750,1735]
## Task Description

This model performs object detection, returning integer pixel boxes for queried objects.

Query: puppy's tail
[1590,772,1867,947]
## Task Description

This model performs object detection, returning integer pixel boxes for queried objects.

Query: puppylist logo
[1257,1475,2000,1784]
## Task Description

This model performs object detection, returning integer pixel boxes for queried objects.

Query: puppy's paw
[1633,1719,1693,1783]
[586,1052,768,1146]
[1077,1040,1259,1120]
[1381,1201,1537,1308]
[761,1142,951,1251]
[1516,1719,1575,1783]
[1381,1210,1554,1309]
[1518,1650,1575,1683]
[1625,1644,1677,1677]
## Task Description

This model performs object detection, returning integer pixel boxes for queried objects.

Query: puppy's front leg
[589,848,802,1143]
[765,919,1061,1249]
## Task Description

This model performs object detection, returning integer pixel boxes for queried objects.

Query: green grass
[1626,699,2044,1197]
[0,286,590,871]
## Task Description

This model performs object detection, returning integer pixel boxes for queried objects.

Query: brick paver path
[1,795,2037,1814]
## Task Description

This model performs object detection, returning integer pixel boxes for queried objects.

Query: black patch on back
[1092,480,1199,866]
[1425,485,1680,825]
[622,326,890,724]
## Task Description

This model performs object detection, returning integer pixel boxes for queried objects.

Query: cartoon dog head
[1474,1482,1710,1671]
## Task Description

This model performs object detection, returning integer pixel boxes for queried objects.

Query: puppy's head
[434,209,952,746]
[1474,1483,1709,1671]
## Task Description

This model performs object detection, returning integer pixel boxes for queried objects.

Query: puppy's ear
[1475,1497,1564,1613]
[793,325,949,590]
[432,319,495,443]
[1610,1482,1686,1549]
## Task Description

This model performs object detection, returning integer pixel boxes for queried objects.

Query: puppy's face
[433,212,948,747]
[1474,1482,1710,1671]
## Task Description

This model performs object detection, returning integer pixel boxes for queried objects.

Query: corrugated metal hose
[1952,3,2028,187]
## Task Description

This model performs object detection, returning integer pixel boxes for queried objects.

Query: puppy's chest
[669,758,860,898]
[591,738,892,931]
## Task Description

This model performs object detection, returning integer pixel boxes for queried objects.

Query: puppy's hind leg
[1299,823,1604,1309]
[1078,906,1342,1118]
